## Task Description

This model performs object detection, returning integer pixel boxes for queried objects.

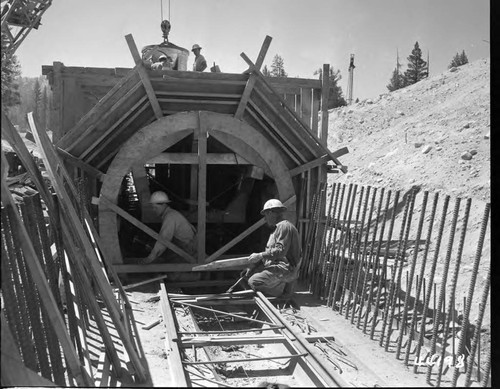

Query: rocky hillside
[324,57,491,347]
[327,57,490,203]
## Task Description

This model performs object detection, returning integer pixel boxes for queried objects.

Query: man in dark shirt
[191,44,207,72]
[245,199,302,297]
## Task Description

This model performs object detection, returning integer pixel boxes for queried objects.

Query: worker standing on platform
[243,199,302,297]
[191,44,207,72]
[139,191,197,264]
[151,54,172,70]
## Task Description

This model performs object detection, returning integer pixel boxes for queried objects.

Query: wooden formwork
[1,112,149,386]
[158,287,349,387]
[40,34,348,274]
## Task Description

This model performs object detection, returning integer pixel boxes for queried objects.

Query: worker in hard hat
[139,191,198,264]
[151,54,173,70]
[191,44,207,72]
[243,199,302,297]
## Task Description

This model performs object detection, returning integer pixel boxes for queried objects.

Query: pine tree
[449,50,469,68]
[1,32,22,109]
[33,78,42,121]
[270,54,287,77]
[387,49,405,92]
[313,66,347,109]
[262,64,271,77]
[403,42,428,86]
[387,68,406,91]
[459,50,469,66]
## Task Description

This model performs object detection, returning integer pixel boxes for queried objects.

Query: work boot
[281,280,296,299]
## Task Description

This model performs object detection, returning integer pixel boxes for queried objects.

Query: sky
[15,0,490,100]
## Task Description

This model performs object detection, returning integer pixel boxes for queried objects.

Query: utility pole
[347,54,355,105]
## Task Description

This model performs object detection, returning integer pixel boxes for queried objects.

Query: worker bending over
[140,191,197,264]
[192,44,207,72]
[244,199,302,297]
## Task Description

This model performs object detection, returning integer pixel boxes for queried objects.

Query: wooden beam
[75,80,144,157]
[146,153,252,165]
[57,147,105,181]
[192,256,252,271]
[87,97,150,166]
[321,64,330,144]
[56,68,140,150]
[235,35,272,118]
[159,284,189,387]
[288,148,349,177]
[204,195,296,263]
[246,99,304,165]
[0,166,93,387]
[125,34,163,119]
[131,163,157,223]
[93,195,197,263]
[28,113,148,382]
[113,263,197,273]
[240,53,348,173]
[197,112,207,262]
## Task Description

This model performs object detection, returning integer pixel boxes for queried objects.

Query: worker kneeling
[139,191,199,281]
[244,199,302,297]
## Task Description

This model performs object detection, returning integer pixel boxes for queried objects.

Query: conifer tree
[1,32,21,109]
[270,54,288,77]
[313,66,347,109]
[33,78,42,121]
[387,68,406,91]
[262,64,271,77]
[387,49,405,92]
[403,42,428,86]
[448,50,469,68]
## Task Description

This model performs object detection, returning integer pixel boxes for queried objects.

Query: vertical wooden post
[320,64,330,145]
[197,111,207,262]
[52,62,64,143]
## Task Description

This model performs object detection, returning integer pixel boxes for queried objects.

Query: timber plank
[246,99,305,165]
[236,35,272,118]
[57,147,105,181]
[125,34,163,119]
[83,96,149,164]
[152,78,246,95]
[301,88,313,130]
[95,111,156,169]
[288,148,349,177]
[28,113,148,382]
[159,283,189,387]
[1,168,94,386]
[197,112,207,262]
[251,87,316,161]
[146,152,252,165]
[242,54,347,173]
[320,64,330,144]
[69,80,144,156]
[57,68,141,150]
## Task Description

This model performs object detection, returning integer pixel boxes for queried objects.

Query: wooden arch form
[99,111,296,264]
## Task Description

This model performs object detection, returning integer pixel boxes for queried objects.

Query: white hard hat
[149,191,171,204]
[192,44,202,51]
[158,54,167,61]
[261,199,286,215]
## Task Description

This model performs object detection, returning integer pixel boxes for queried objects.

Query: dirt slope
[324,58,491,369]
[327,57,490,203]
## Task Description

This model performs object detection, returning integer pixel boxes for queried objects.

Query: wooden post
[125,34,163,119]
[235,35,272,118]
[320,64,330,145]
[197,111,207,262]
